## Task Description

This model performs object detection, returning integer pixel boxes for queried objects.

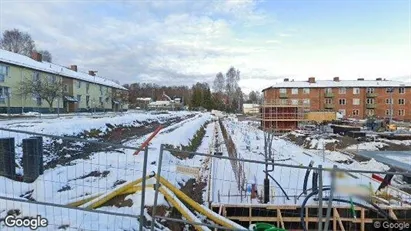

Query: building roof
[136,97,152,101]
[0,49,126,90]
[243,103,260,108]
[148,101,171,106]
[264,79,411,91]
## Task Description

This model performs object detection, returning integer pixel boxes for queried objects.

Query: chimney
[308,77,316,83]
[88,70,96,76]
[376,78,382,81]
[31,51,42,62]
[284,78,289,82]
[70,65,78,72]
[357,78,364,81]
[333,77,340,82]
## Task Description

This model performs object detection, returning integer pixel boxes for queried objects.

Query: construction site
[1,109,411,231]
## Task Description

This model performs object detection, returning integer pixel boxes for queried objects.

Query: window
[77,81,82,88]
[399,88,405,94]
[303,99,310,105]
[353,88,360,94]
[279,88,286,94]
[0,87,9,103]
[399,109,405,116]
[86,96,90,107]
[338,109,346,116]
[32,71,40,82]
[291,99,298,105]
[86,83,90,94]
[386,88,394,93]
[63,84,68,92]
[303,88,310,94]
[100,86,103,95]
[36,97,42,106]
[366,88,375,93]
[325,98,333,104]
[325,88,332,93]
[280,99,287,105]
[353,109,359,116]
[353,98,360,105]
[0,65,9,82]
[99,96,103,103]
[386,109,393,116]
[386,98,393,104]
[367,109,375,116]
[339,88,346,94]
[399,99,405,105]
[48,75,56,83]
[291,88,298,94]
[366,98,375,104]
[77,94,81,102]
[339,99,346,105]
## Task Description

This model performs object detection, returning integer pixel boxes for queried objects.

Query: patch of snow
[345,142,387,151]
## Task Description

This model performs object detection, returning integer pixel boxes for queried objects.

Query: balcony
[279,93,288,98]
[324,92,334,98]
[366,93,377,98]
[324,104,334,109]
[366,104,376,109]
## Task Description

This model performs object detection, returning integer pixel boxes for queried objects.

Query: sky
[0,0,410,93]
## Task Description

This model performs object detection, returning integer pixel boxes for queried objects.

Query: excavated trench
[41,114,196,169]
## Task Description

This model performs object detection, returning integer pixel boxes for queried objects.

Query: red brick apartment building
[261,77,411,130]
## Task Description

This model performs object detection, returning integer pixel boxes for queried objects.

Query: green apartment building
[0,49,128,114]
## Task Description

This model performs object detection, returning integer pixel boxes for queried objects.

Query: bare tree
[38,50,52,62]
[213,72,225,93]
[17,75,64,112]
[0,29,35,57]
[225,67,240,112]
[248,91,258,103]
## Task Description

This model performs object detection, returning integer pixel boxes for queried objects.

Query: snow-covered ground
[1,112,411,230]
[0,110,193,137]
[0,111,213,230]
[211,119,411,206]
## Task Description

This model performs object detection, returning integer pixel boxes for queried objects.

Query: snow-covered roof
[136,97,152,101]
[0,49,126,90]
[148,101,171,106]
[266,79,411,89]
[243,103,259,108]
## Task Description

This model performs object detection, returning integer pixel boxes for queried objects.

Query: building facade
[0,49,128,114]
[262,77,411,121]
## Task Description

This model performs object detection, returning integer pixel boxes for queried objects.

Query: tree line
[1,28,52,62]
[2,28,262,113]
[124,67,250,113]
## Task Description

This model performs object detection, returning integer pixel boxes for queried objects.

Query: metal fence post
[324,165,337,231]
[318,165,323,231]
[151,144,164,231]
[139,145,149,231]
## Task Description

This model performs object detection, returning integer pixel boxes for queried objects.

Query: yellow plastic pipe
[67,194,101,207]
[81,176,152,209]
[67,185,154,208]
[159,186,211,231]
[120,185,153,195]
[159,176,245,230]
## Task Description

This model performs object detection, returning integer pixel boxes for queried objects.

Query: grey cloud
[1,0,275,87]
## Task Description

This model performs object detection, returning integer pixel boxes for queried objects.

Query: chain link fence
[2,127,411,231]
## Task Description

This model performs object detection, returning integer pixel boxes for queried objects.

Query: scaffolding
[260,99,309,132]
